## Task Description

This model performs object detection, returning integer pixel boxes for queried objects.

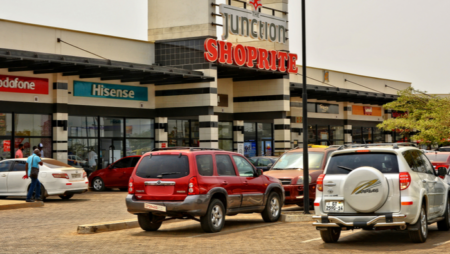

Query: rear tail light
[317,174,325,192]
[52,173,69,179]
[188,177,199,195]
[83,172,87,178]
[128,177,135,194]
[399,172,411,191]
[314,202,320,207]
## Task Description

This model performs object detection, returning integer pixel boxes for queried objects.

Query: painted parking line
[189,222,282,238]
[434,240,450,246]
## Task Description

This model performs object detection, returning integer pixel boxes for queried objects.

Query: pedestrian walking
[23,149,43,202]
[15,144,24,158]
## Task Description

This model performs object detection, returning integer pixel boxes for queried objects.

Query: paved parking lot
[2,191,450,253]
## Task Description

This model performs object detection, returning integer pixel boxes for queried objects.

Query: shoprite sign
[0,75,48,94]
[73,81,148,101]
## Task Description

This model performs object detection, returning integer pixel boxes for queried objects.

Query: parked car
[249,156,278,171]
[425,152,450,171]
[313,144,449,243]
[126,148,284,233]
[89,155,141,191]
[264,147,338,207]
[438,146,450,152]
[0,158,89,200]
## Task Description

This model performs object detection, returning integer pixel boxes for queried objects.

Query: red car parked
[425,152,450,171]
[126,148,284,233]
[89,155,141,191]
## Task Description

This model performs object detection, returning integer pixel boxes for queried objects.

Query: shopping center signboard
[0,75,48,94]
[73,81,148,101]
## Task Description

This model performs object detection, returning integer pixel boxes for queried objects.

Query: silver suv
[312,144,449,243]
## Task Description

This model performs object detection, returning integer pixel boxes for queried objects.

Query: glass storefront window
[168,120,192,147]
[219,122,232,139]
[0,139,11,160]
[257,123,273,156]
[0,113,12,136]
[331,126,344,140]
[14,138,51,158]
[219,140,233,151]
[125,119,154,138]
[191,121,199,147]
[308,125,317,144]
[15,114,51,136]
[100,117,123,137]
[244,123,256,140]
[374,128,384,143]
[352,126,362,144]
[100,139,123,168]
[363,127,373,143]
[126,139,154,156]
[68,116,99,137]
[68,138,98,170]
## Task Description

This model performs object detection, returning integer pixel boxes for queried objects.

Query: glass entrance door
[100,139,123,169]
[260,140,273,156]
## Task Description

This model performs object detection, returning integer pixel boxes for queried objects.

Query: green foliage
[377,88,450,144]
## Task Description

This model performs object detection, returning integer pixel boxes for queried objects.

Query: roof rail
[151,147,223,152]
[336,142,417,151]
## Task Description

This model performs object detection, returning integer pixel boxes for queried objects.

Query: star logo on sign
[249,0,262,12]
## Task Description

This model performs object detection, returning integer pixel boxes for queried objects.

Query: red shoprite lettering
[0,75,48,95]
[204,38,299,74]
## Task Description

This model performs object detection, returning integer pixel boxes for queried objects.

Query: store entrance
[100,139,123,169]
[260,140,273,156]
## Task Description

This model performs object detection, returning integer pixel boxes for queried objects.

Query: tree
[377,87,450,145]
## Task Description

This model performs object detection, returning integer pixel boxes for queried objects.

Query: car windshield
[439,148,450,152]
[272,152,324,170]
[326,153,399,174]
[135,155,189,179]
[42,159,72,168]
[426,153,450,162]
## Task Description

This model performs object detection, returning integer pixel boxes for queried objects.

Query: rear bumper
[46,180,89,195]
[283,184,315,204]
[312,214,407,228]
[126,194,210,216]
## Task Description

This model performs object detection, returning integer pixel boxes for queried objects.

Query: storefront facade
[0,0,411,170]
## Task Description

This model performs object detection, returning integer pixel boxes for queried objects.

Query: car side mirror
[256,168,263,176]
[438,167,447,177]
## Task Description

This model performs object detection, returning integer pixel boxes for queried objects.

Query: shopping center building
[0,0,410,168]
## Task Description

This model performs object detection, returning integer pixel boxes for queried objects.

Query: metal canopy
[290,83,397,106]
[216,63,287,81]
[0,48,214,85]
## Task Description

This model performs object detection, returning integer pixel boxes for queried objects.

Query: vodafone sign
[204,38,298,74]
[0,75,48,95]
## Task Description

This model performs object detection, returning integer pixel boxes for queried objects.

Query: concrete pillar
[233,120,244,153]
[291,122,302,149]
[199,115,218,149]
[344,125,352,144]
[155,117,168,149]
[52,81,69,163]
[274,118,291,155]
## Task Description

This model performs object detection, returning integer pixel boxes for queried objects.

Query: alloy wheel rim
[93,179,102,190]
[270,197,280,217]
[211,205,223,228]
[421,208,427,238]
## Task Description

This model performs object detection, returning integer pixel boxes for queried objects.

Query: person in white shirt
[88,148,98,171]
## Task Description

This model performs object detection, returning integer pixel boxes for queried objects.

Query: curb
[280,212,314,222]
[0,201,44,210]
[77,220,139,234]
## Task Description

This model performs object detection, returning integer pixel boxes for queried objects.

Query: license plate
[144,203,166,212]
[71,173,81,178]
[325,201,344,212]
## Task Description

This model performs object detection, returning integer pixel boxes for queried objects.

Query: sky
[0,0,449,93]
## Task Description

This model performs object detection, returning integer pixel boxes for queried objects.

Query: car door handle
[324,183,336,186]
[244,181,248,185]
[222,181,228,185]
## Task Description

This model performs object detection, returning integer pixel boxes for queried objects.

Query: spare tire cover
[343,167,389,213]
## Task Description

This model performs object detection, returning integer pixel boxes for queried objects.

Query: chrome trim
[144,181,176,186]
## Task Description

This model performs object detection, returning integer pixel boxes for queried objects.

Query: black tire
[58,194,74,200]
[137,213,164,231]
[320,228,341,243]
[438,198,450,231]
[92,177,106,191]
[262,192,282,222]
[200,199,226,233]
[409,204,428,243]
[119,188,128,192]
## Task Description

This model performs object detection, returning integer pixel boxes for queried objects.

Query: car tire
[92,177,106,191]
[137,213,164,231]
[200,199,226,233]
[409,204,428,243]
[59,194,74,200]
[438,198,450,231]
[320,228,341,243]
[262,192,282,222]
[119,188,128,192]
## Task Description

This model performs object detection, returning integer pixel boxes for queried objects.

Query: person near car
[15,144,24,158]
[38,143,44,158]
[24,149,44,202]
[88,147,98,171]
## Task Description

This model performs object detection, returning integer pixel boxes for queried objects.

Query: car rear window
[326,153,399,174]
[135,155,189,179]
[42,159,72,168]
[426,153,450,162]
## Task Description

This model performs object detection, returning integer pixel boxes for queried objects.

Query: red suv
[89,155,141,191]
[126,148,284,233]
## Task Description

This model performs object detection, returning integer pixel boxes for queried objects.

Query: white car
[0,158,89,200]
[313,144,449,243]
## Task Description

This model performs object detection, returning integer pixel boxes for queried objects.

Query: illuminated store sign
[73,81,148,101]
[0,75,48,94]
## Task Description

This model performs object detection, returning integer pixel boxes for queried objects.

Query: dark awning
[290,83,398,105]
[215,63,287,81]
[0,48,214,85]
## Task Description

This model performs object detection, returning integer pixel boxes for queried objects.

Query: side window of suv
[215,155,236,176]
[411,150,426,173]
[233,156,254,177]
[403,151,418,172]
[196,155,214,176]
[419,152,435,175]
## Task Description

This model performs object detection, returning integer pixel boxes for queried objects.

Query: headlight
[296,175,312,185]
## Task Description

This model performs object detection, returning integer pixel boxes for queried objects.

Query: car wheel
[320,228,341,243]
[438,198,450,231]
[59,194,74,200]
[137,213,164,231]
[119,188,128,192]
[409,204,428,243]
[262,192,282,222]
[92,177,106,191]
[200,199,226,233]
